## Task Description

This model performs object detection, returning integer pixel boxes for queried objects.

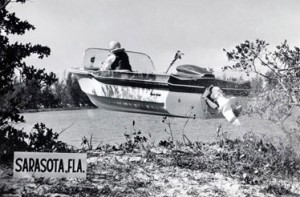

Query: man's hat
[109,41,121,51]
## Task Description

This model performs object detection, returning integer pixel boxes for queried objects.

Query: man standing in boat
[100,41,132,72]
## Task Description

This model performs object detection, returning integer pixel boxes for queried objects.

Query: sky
[8,0,300,78]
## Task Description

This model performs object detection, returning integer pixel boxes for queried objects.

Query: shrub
[223,40,300,153]
[0,125,28,161]
[121,130,148,152]
[159,130,300,186]
[223,40,299,124]
[28,123,71,152]
[0,122,72,162]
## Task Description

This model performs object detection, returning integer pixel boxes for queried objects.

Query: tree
[0,0,57,159]
[223,39,300,148]
[65,73,94,107]
[250,75,264,95]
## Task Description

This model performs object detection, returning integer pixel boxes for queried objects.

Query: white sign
[13,152,87,179]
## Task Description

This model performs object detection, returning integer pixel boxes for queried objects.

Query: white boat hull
[75,73,226,119]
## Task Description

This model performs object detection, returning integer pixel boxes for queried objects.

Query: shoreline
[21,106,97,113]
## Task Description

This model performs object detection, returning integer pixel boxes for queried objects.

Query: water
[17,108,283,148]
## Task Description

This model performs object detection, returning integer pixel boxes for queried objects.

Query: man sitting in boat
[100,41,132,72]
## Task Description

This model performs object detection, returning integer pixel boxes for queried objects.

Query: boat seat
[176,64,215,78]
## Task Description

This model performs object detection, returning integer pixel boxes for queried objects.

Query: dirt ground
[1,148,300,197]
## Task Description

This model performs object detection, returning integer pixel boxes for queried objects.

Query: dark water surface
[18,108,283,148]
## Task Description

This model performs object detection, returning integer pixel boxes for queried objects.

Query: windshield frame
[83,47,156,73]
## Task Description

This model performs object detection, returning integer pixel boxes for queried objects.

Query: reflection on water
[17,108,283,148]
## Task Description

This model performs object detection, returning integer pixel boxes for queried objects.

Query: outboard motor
[203,85,242,125]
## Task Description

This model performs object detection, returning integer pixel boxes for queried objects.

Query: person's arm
[100,55,115,71]
[202,85,218,109]
[204,98,219,109]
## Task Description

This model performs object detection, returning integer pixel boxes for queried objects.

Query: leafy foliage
[249,75,264,95]
[12,72,94,110]
[117,120,148,152]
[121,130,148,152]
[0,0,74,160]
[207,39,300,191]
[155,131,300,189]
[223,39,299,117]
[223,40,300,152]
[1,0,55,119]
[28,123,70,152]
[0,125,28,160]
[65,73,94,107]
[0,122,71,162]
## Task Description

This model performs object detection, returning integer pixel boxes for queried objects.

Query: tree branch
[0,0,11,9]
[278,65,300,72]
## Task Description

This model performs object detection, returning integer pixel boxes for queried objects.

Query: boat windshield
[83,48,155,73]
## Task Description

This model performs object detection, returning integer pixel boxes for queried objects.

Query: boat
[69,48,251,125]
